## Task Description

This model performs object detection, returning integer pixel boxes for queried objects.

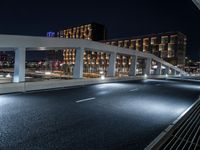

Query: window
[118,41,123,47]
[129,40,136,49]
[124,40,129,48]
[111,41,117,46]
[151,37,157,44]
[161,36,169,44]
[170,35,177,43]
[136,39,141,51]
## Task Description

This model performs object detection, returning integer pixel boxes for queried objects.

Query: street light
[6,73,12,78]
[101,75,105,80]
[45,72,51,75]
[144,74,148,79]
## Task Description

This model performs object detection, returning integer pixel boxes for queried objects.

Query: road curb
[0,76,144,95]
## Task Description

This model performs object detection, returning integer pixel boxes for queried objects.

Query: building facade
[102,32,186,69]
[185,57,200,75]
[47,23,106,41]
[47,23,109,77]
[47,24,186,76]
[0,52,14,68]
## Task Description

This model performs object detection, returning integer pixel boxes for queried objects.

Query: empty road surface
[0,79,199,150]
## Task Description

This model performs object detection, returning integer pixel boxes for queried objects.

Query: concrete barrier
[0,75,176,95]
[0,76,143,94]
[0,82,25,94]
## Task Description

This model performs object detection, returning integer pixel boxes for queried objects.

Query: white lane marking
[76,97,96,103]
[129,88,139,92]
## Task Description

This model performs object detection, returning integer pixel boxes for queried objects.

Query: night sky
[0,0,199,61]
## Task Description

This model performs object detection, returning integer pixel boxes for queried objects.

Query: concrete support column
[145,58,152,75]
[107,52,116,77]
[13,47,26,83]
[175,71,180,76]
[73,47,84,78]
[171,69,176,75]
[165,66,170,75]
[156,62,162,75]
[129,55,137,76]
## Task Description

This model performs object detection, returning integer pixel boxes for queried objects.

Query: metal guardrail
[145,97,200,150]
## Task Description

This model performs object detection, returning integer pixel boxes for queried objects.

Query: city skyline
[0,1,199,149]
[0,0,199,60]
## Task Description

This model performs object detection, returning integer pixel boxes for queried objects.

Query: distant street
[0,79,200,150]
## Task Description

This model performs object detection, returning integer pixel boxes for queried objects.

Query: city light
[45,72,52,75]
[6,73,12,78]
[101,75,105,80]
[162,66,166,69]
[152,65,158,69]
[99,71,104,75]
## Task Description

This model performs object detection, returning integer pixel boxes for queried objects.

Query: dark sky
[0,0,199,60]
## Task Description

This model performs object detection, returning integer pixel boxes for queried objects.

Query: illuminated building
[0,53,8,61]
[102,32,186,69]
[47,23,106,41]
[185,57,200,75]
[0,52,14,68]
[47,23,108,77]
[47,25,186,76]
[0,52,13,62]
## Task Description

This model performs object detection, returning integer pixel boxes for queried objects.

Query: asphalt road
[0,79,200,150]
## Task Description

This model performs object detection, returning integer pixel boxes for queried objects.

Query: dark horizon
[0,0,199,61]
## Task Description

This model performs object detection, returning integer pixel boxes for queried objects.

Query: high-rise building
[102,32,186,68]
[0,52,14,68]
[47,23,106,41]
[47,23,108,77]
[47,24,186,76]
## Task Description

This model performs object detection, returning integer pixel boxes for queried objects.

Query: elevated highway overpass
[0,34,187,83]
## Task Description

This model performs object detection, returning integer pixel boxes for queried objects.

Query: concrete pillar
[145,58,152,75]
[176,71,179,76]
[156,62,162,75]
[107,52,116,77]
[73,47,84,78]
[165,66,170,75]
[171,69,176,75]
[129,55,137,76]
[13,47,26,83]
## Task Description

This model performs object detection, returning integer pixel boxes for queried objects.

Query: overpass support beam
[176,71,180,76]
[156,62,162,75]
[145,58,152,75]
[73,47,84,78]
[129,55,137,76]
[108,52,116,77]
[171,69,176,75]
[165,66,170,75]
[13,47,26,83]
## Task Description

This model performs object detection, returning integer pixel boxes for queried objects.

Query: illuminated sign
[47,32,56,37]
